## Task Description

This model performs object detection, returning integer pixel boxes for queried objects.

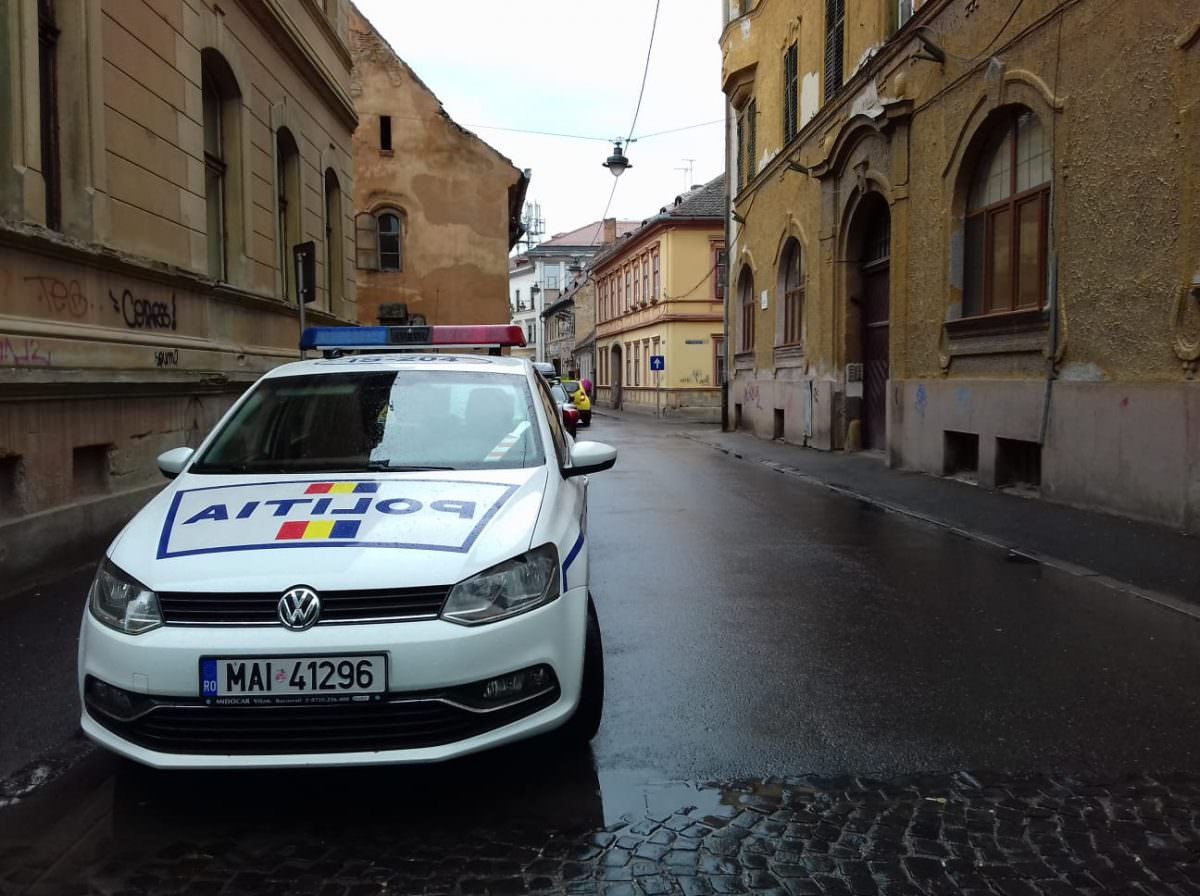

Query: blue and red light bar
[301,325,527,351]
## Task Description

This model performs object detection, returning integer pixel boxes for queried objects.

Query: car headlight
[88,560,163,635]
[441,544,560,626]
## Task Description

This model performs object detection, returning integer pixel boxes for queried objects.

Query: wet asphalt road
[2,413,1200,894]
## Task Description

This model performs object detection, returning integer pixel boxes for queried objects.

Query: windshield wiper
[362,462,456,472]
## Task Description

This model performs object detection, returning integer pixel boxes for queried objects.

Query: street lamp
[603,140,632,178]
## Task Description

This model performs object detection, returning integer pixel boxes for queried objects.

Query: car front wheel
[581,411,592,426]
[560,596,603,745]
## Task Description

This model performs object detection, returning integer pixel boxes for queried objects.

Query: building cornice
[238,0,357,129]
[593,219,721,277]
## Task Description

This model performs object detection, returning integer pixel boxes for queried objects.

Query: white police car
[78,325,616,768]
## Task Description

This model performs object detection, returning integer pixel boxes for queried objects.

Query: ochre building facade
[595,177,726,421]
[349,6,527,329]
[721,0,1200,528]
[0,0,357,584]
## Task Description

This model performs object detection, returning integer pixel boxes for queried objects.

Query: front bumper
[78,587,588,768]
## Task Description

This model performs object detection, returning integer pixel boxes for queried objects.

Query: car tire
[561,596,604,746]
[581,411,592,426]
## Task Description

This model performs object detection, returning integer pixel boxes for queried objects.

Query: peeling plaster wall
[349,7,522,328]
[722,0,1200,527]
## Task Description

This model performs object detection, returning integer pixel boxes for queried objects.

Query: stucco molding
[1176,18,1200,50]
[1171,285,1200,375]
[941,71,1065,182]
[811,111,906,182]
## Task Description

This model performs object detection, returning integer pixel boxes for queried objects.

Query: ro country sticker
[155,479,520,559]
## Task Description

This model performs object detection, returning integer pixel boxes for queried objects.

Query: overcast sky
[354,0,727,246]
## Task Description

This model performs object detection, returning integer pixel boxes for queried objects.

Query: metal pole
[295,248,305,359]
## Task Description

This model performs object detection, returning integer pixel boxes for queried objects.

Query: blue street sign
[650,355,665,371]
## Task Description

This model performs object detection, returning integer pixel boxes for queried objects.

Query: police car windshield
[191,369,545,474]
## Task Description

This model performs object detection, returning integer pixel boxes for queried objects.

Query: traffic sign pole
[649,355,665,418]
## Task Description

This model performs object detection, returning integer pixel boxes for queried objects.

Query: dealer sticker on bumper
[200,655,387,706]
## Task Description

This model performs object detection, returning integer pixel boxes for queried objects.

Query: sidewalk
[594,408,1200,615]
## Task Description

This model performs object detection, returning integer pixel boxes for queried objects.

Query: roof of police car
[263,353,530,379]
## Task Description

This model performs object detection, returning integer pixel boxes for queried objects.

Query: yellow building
[594,176,725,421]
[721,0,1200,528]
[0,0,356,585]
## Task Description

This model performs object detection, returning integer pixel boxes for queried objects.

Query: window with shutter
[747,99,757,181]
[355,212,379,270]
[784,43,798,143]
[824,0,845,102]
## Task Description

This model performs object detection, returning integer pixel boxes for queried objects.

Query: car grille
[157,588,450,626]
[87,688,561,755]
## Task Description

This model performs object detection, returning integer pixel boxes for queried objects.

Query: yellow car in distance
[560,379,591,426]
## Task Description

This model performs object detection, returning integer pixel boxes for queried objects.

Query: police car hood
[109,467,549,592]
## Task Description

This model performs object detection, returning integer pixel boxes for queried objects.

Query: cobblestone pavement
[3,760,1200,895]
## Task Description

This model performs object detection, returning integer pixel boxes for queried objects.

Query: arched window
[738,267,755,352]
[38,0,61,230]
[378,211,403,271]
[964,109,1051,316]
[779,239,804,346]
[202,51,241,280]
[276,127,301,298]
[323,168,343,306]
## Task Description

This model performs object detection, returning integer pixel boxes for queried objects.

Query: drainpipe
[721,100,732,432]
[1038,254,1059,446]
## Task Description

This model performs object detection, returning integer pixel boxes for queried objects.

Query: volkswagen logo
[278,587,321,631]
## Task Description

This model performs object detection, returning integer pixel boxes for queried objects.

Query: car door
[532,374,588,591]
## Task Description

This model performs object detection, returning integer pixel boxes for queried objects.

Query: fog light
[85,677,151,721]
[481,665,553,702]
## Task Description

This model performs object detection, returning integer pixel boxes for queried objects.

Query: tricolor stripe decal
[305,482,379,495]
[275,520,361,541]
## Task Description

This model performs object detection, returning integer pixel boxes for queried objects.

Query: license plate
[199,654,387,706]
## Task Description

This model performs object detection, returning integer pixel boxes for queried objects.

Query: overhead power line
[626,0,663,142]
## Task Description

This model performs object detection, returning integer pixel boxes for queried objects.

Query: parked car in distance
[560,380,591,426]
[549,381,580,438]
[532,362,559,381]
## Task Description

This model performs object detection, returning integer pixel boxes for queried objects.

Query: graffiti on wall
[154,350,180,368]
[0,338,53,367]
[743,382,762,409]
[26,276,90,319]
[110,289,177,331]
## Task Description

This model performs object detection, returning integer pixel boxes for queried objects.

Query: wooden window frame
[739,270,755,353]
[642,256,650,304]
[784,42,798,144]
[781,240,804,347]
[964,112,1051,318]
[377,210,404,272]
[633,260,640,305]
[713,246,726,300]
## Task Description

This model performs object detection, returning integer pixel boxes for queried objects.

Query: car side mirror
[157,447,195,480]
[563,441,616,478]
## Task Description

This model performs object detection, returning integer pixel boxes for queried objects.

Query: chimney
[601,218,617,245]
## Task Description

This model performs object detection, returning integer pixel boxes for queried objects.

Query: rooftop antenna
[675,158,696,191]
[520,201,545,252]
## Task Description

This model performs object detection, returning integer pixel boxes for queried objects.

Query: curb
[681,433,1200,623]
